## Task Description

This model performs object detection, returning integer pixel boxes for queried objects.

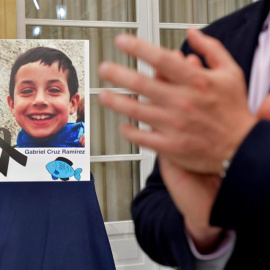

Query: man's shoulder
[181,1,265,55]
[202,1,263,38]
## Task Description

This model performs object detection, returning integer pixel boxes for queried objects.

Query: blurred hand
[98,29,257,174]
[159,155,223,252]
[257,94,270,120]
[158,95,270,252]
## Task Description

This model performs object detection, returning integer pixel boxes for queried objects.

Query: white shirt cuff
[186,230,236,260]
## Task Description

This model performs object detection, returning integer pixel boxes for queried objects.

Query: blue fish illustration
[46,157,82,181]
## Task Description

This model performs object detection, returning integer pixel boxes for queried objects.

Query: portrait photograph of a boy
[0,39,90,181]
[8,46,84,148]
[1,41,86,148]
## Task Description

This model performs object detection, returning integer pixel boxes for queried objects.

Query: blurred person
[98,0,270,269]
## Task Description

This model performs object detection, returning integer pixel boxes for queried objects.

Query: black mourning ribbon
[0,128,27,177]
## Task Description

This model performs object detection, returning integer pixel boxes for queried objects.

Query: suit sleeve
[180,18,270,234]
[131,160,195,269]
[210,120,270,231]
[131,10,270,267]
[180,35,270,233]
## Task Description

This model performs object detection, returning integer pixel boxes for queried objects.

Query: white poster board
[0,40,90,181]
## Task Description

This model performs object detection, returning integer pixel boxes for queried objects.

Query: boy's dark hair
[9,46,79,100]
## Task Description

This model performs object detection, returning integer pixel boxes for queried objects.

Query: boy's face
[7,61,79,139]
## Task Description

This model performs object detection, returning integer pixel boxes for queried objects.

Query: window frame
[15,1,259,268]
[16,0,156,232]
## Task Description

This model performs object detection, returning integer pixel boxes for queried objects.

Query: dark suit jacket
[131,1,270,269]
[0,178,115,270]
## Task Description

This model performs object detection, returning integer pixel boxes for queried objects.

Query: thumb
[187,28,235,70]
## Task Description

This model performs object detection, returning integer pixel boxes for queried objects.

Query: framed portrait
[0,39,90,181]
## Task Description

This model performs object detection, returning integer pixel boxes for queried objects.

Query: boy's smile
[8,61,79,139]
[28,113,54,120]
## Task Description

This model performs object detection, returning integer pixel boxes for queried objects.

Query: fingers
[120,124,198,162]
[98,62,175,104]
[120,123,170,153]
[187,28,236,69]
[186,54,203,67]
[257,94,270,120]
[114,33,201,84]
[98,91,178,154]
[98,90,172,130]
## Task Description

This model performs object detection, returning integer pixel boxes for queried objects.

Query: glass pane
[25,0,136,22]
[90,95,139,155]
[26,26,137,88]
[91,161,140,222]
[159,0,253,24]
[160,29,187,50]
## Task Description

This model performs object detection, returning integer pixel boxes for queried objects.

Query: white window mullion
[24,18,139,29]
[136,0,156,189]
[90,88,133,95]
[17,0,26,38]
[91,154,143,163]
[151,0,161,46]
[160,22,207,30]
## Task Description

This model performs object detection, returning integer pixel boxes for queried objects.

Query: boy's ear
[7,96,15,116]
[69,93,80,115]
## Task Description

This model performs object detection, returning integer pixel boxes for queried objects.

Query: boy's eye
[48,88,61,94]
[21,89,33,95]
